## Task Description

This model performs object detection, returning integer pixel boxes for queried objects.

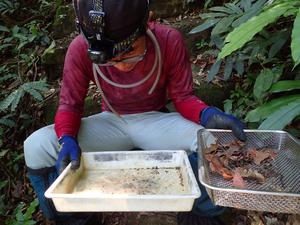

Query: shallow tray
[45,150,200,212]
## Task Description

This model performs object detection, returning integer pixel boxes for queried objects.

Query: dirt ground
[40,211,300,225]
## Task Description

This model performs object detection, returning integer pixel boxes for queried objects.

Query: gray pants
[24,111,214,169]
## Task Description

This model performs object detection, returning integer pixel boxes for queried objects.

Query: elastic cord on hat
[92,29,162,117]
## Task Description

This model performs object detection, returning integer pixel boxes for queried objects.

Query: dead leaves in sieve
[204,140,277,188]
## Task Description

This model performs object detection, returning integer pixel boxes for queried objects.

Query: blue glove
[56,135,81,173]
[200,107,247,141]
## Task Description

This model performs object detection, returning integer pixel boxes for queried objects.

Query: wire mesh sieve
[198,129,300,214]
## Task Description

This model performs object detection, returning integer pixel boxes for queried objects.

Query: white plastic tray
[45,150,200,212]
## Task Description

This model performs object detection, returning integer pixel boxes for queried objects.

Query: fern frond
[22,81,49,92]
[0,74,17,83]
[21,81,49,101]
[22,87,44,101]
[0,89,24,112]
[0,80,49,112]
[0,117,16,127]
[224,3,243,14]
[10,89,25,111]
[209,6,236,14]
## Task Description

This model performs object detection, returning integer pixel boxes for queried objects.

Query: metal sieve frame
[197,129,300,214]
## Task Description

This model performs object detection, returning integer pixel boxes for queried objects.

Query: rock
[41,46,66,66]
[166,74,234,111]
[150,0,184,18]
[167,16,210,56]
[150,0,205,18]
[52,4,76,39]
[41,45,67,81]
[195,82,234,109]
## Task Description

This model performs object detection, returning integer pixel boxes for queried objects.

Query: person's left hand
[200,106,247,141]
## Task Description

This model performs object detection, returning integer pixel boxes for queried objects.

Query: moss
[52,4,75,39]
[41,47,66,65]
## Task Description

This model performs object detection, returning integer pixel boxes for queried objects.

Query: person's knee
[24,126,57,169]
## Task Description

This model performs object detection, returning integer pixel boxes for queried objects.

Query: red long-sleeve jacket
[54,22,208,138]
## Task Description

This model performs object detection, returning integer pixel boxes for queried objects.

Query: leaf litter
[204,140,277,188]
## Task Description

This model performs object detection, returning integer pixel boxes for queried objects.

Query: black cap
[74,0,149,63]
[74,0,148,42]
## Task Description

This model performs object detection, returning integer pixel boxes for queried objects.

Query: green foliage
[207,60,222,81]
[1,23,50,54]
[291,8,300,68]
[191,0,269,81]
[224,75,257,119]
[0,81,49,112]
[39,0,54,12]
[0,0,57,224]
[0,0,19,15]
[218,0,300,71]
[226,69,300,129]
[259,101,300,129]
[253,70,274,100]
[0,13,51,116]
[42,40,56,56]
[190,19,220,34]
[253,67,283,101]
[218,4,290,59]
[0,181,7,215]
[269,80,300,93]
[192,0,300,82]
[0,89,25,112]
[202,0,233,10]
[218,0,300,129]
[5,199,38,225]
[192,0,300,130]
[0,66,17,82]
[246,95,300,123]
[0,149,9,158]
[245,67,300,129]
[204,0,214,9]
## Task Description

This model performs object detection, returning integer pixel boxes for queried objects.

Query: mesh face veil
[73,0,149,64]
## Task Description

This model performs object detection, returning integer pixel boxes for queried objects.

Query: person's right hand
[200,107,247,142]
[56,135,81,174]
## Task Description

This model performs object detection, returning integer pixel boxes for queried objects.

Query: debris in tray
[204,140,277,188]
[73,167,189,195]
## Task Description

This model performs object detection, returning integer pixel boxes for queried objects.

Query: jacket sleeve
[166,29,208,123]
[54,36,91,138]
